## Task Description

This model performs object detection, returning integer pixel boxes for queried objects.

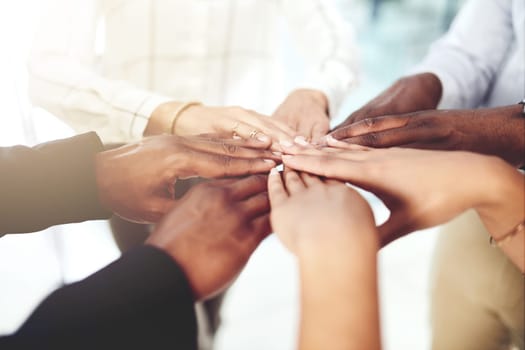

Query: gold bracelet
[490,220,525,247]
[167,101,202,135]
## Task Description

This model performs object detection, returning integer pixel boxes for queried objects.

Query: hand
[328,105,525,167]
[268,170,381,350]
[331,73,442,130]
[95,135,278,223]
[147,102,296,151]
[146,175,271,300]
[268,169,376,254]
[272,89,330,145]
[281,146,518,245]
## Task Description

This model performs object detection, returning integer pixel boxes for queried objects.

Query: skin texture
[146,102,296,150]
[268,170,381,350]
[333,72,442,129]
[281,145,525,270]
[328,105,525,167]
[272,89,330,144]
[146,175,271,300]
[94,134,278,223]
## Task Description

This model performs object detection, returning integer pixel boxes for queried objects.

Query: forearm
[297,233,381,350]
[475,158,525,271]
[0,133,111,236]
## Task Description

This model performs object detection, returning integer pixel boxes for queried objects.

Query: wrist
[292,89,329,112]
[144,101,182,136]
[474,156,525,236]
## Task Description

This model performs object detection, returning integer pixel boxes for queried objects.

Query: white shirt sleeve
[280,0,359,117]
[28,0,172,143]
[411,0,514,109]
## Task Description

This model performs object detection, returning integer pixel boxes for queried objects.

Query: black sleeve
[0,245,198,350]
[0,132,111,236]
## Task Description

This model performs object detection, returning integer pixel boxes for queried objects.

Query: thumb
[378,209,410,247]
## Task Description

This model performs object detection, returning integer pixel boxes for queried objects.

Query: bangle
[167,101,202,135]
[490,220,525,247]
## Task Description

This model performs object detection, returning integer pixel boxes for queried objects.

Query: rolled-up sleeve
[28,0,172,143]
[411,0,514,109]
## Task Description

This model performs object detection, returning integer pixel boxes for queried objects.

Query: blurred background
[0,0,464,349]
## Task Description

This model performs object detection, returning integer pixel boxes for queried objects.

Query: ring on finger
[249,129,259,138]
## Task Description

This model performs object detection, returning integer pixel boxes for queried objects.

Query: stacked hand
[147,175,271,300]
[95,134,278,223]
[280,143,524,247]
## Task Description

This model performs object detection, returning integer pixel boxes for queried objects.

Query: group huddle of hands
[94,74,525,300]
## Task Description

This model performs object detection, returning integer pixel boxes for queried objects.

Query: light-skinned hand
[281,145,524,247]
[272,89,330,145]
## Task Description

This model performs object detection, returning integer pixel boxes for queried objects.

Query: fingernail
[233,135,242,140]
[264,159,276,164]
[270,168,279,175]
[294,136,309,146]
[280,140,294,148]
[326,135,337,143]
[257,134,270,142]
[272,151,282,157]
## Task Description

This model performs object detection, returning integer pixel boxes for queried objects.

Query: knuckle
[222,142,238,154]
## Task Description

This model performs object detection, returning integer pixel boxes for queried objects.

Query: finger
[325,135,373,151]
[237,114,296,144]
[341,125,443,148]
[188,153,276,179]
[300,172,322,187]
[282,154,360,182]
[268,168,288,206]
[187,137,279,160]
[226,174,268,200]
[193,133,272,150]
[240,192,270,219]
[329,115,409,140]
[284,170,306,195]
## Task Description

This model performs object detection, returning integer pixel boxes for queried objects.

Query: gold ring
[249,129,258,138]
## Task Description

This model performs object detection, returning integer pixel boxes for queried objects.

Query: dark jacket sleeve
[0,245,198,350]
[0,132,111,236]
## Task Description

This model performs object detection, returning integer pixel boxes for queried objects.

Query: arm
[0,133,277,235]
[281,0,358,116]
[333,0,514,129]
[274,0,358,142]
[0,132,110,235]
[297,223,380,350]
[411,0,514,109]
[281,147,525,271]
[328,104,525,167]
[28,0,172,142]
[0,246,197,349]
[268,171,381,349]
[0,174,273,349]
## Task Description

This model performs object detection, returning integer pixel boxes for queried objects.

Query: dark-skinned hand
[146,175,271,300]
[332,73,442,130]
[95,135,278,223]
[328,104,525,167]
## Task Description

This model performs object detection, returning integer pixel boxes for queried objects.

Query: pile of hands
[95,76,524,301]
